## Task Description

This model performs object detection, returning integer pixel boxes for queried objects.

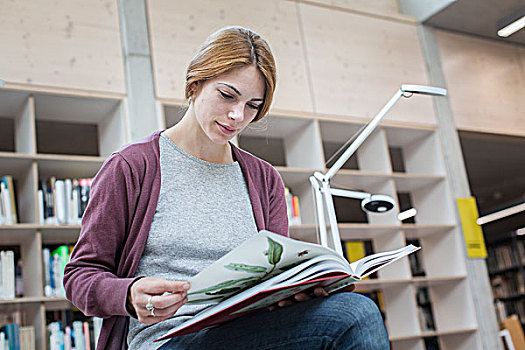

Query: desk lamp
[310,85,447,256]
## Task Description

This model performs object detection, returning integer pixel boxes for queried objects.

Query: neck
[164,105,233,164]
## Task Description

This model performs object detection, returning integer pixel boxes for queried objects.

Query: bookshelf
[486,230,525,326]
[162,102,483,349]
[0,87,128,350]
[0,84,483,349]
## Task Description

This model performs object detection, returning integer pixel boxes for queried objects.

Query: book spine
[37,190,44,225]
[0,182,14,225]
[83,322,90,350]
[291,195,301,225]
[55,180,66,225]
[72,321,85,350]
[42,248,52,297]
[64,326,71,350]
[0,251,15,299]
[48,322,63,350]
[51,246,70,297]
[44,177,57,225]
[4,323,20,350]
[2,176,18,224]
[71,179,81,224]
[92,317,102,347]
[15,260,22,298]
[65,179,74,225]
[19,326,35,350]
[79,179,90,218]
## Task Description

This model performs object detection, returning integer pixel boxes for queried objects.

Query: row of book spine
[0,324,35,350]
[42,246,73,297]
[284,187,301,225]
[0,176,18,225]
[39,177,92,226]
[47,318,101,350]
[491,272,525,299]
[487,241,525,272]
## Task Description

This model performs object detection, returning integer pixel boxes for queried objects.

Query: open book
[155,230,419,341]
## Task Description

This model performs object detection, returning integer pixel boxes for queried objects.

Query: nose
[228,103,244,122]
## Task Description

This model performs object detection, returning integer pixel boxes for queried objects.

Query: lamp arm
[324,89,404,180]
[329,188,370,200]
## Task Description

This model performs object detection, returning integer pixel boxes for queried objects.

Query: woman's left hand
[268,284,355,311]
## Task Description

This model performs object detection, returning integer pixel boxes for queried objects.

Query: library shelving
[1,83,483,349]
[162,101,483,349]
[486,229,525,326]
[0,87,128,350]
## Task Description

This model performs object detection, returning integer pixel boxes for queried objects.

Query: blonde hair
[185,26,277,122]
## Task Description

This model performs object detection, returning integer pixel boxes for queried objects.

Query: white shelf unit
[0,87,129,350]
[163,102,482,349]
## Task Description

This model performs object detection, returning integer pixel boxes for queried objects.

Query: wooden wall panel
[298,3,436,125]
[436,30,525,137]
[147,0,314,113]
[304,0,400,17]
[0,0,125,94]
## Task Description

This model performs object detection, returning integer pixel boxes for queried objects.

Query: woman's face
[191,65,266,144]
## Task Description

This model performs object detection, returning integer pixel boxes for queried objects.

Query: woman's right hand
[128,277,190,324]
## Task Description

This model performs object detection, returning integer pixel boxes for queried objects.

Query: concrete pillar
[417,24,502,350]
[118,0,162,141]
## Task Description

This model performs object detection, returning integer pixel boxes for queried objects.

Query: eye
[247,103,260,110]
[219,90,233,99]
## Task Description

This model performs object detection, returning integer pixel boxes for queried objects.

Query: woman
[64,26,389,349]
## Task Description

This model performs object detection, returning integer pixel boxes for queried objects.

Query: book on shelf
[0,323,20,350]
[46,316,101,350]
[407,239,426,277]
[38,177,92,225]
[416,287,436,332]
[155,230,419,341]
[0,250,15,300]
[284,187,301,225]
[0,175,18,225]
[43,246,73,297]
[19,326,35,350]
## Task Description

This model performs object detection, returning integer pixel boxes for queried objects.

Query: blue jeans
[158,293,390,349]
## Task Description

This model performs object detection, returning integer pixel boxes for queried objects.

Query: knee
[326,293,384,326]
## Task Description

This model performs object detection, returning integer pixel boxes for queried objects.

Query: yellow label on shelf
[456,197,487,259]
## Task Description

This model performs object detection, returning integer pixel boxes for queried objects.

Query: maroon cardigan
[63,131,289,349]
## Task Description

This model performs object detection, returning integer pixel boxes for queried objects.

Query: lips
[216,122,236,135]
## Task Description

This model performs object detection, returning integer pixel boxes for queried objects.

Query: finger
[150,291,188,310]
[313,287,329,297]
[151,296,188,319]
[137,278,191,295]
[278,299,295,308]
[344,284,356,293]
[136,296,188,324]
[294,293,312,302]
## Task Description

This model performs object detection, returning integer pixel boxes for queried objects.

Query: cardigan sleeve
[63,153,140,318]
[266,165,289,237]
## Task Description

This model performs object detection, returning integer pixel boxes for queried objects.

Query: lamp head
[400,84,447,96]
[361,194,395,213]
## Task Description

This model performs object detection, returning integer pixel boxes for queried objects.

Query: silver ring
[146,296,155,317]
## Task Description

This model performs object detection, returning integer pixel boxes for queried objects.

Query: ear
[191,81,199,93]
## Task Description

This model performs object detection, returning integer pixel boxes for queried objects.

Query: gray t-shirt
[127,134,258,349]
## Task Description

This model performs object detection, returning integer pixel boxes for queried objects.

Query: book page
[186,230,345,304]
[351,245,420,278]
